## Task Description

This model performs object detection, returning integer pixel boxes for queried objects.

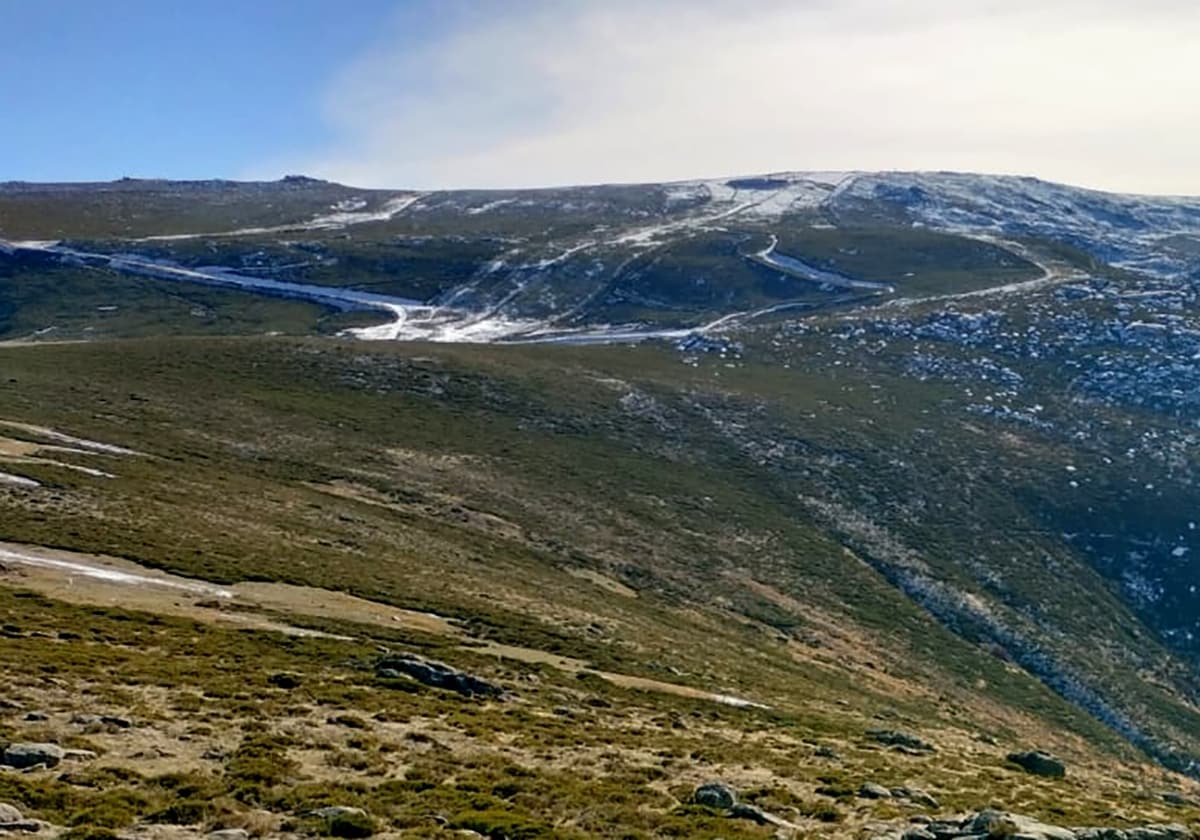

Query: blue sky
[2,1,1198,193]
[0,0,418,181]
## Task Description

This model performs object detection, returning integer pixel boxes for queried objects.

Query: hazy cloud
[265,0,1200,194]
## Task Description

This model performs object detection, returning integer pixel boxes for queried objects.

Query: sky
[1,0,1198,194]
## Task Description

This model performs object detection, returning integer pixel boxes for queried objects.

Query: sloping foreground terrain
[1,172,1200,838]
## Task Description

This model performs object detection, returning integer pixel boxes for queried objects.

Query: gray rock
[100,715,133,729]
[1161,792,1192,806]
[814,745,841,759]
[21,712,48,722]
[969,810,1076,840]
[0,819,42,833]
[375,655,502,699]
[903,830,938,840]
[868,729,935,752]
[1126,827,1191,840]
[928,820,969,839]
[1007,750,1066,778]
[729,803,770,825]
[306,806,367,820]
[728,803,798,830]
[207,830,250,840]
[892,786,939,808]
[1,742,65,769]
[692,781,738,809]
[0,803,22,822]
[62,748,98,762]
[1076,830,1127,840]
[860,782,893,799]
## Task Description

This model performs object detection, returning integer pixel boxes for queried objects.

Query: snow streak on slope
[135,194,425,242]
[0,239,642,344]
[833,172,1200,280]
[5,171,1198,346]
[749,234,894,292]
[667,171,854,217]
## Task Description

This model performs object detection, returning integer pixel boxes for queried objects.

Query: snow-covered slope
[2,171,1198,344]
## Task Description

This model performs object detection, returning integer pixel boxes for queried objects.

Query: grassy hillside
[2,335,1199,836]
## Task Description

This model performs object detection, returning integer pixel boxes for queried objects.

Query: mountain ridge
[4,168,1197,202]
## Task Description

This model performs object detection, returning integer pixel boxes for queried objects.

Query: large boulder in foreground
[1,742,65,769]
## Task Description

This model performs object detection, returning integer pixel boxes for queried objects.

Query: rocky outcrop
[1,742,65,769]
[868,810,1192,840]
[0,804,24,823]
[860,782,893,799]
[868,729,936,753]
[692,781,738,809]
[375,655,502,699]
[692,781,800,832]
[1007,750,1067,777]
[207,830,250,840]
[892,787,939,808]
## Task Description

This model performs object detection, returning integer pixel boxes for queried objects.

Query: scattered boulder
[375,655,502,699]
[0,803,23,822]
[860,782,893,799]
[311,807,375,839]
[1007,750,1066,778]
[729,803,769,824]
[903,829,937,840]
[728,803,798,830]
[0,818,42,833]
[1,742,65,769]
[21,712,48,722]
[868,729,935,752]
[969,810,1075,840]
[70,713,132,729]
[692,781,738,810]
[926,819,969,840]
[814,745,841,759]
[207,830,250,840]
[267,672,302,690]
[892,786,939,808]
[306,806,368,820]
[1077,830,1128,840]
[62,748,98,762]
[1126,827,1191,840]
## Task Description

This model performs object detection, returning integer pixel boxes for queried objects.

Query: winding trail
[132,194,426,242]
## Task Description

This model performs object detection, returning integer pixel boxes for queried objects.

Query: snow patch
[0,471,39,488]
[0,546,235,597]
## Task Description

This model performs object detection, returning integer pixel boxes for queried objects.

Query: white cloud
[265,0,1200,194]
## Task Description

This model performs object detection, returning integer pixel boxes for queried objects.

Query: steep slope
[3,171,1200,836]
[1,336,1197,838]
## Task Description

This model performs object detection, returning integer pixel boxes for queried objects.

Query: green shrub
[324,811,377,838]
